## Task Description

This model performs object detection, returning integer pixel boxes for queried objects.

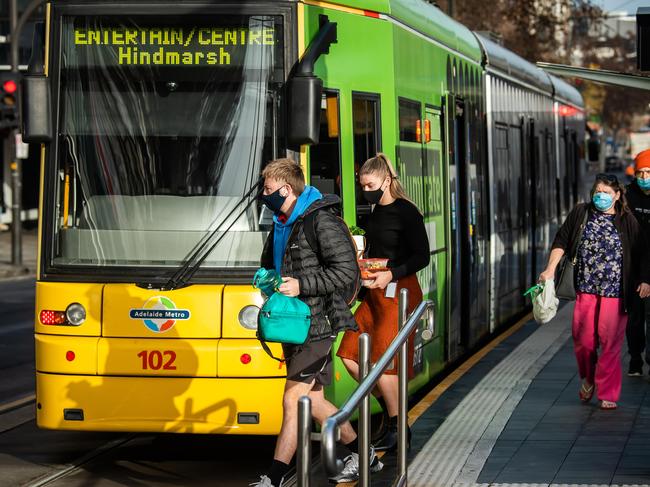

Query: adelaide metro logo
[129,296,190,333]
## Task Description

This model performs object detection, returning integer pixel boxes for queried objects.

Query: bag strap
[259,338,301,363]
[260,339,285,362]
[571,210,590,264]
[303,211,319,257]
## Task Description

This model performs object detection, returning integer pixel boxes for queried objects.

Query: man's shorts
[282,336,335,386]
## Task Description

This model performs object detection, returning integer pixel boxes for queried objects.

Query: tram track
[0,393,36,414]
[27,435,138,487]
[0,393,36,435]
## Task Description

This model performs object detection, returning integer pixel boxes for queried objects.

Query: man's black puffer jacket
[261,194,358,340]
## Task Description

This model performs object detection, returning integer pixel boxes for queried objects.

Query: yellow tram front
[33,1,299,434]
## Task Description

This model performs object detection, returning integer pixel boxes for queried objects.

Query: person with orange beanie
[625,149,650,376]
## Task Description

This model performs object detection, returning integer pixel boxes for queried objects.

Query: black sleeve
[551,204,582,252]
[297,212,359,297]
[629,214,650,284]
[391,203,430,281]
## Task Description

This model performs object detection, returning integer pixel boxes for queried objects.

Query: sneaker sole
[628,371,643,377]
[328,460,384,483]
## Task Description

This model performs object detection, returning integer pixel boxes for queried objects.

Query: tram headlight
[238,305,260,330]
[65,303,86,326]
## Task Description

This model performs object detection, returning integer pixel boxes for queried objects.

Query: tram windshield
[52,14,284,270]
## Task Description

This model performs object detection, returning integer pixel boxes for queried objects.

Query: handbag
[555,211,589,300]
[253,268,312,361]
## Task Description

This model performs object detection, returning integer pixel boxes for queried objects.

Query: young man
[626,149,650,376]
[252,159,382,487]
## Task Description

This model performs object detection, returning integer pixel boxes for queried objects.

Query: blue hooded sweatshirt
[272,185,323,274]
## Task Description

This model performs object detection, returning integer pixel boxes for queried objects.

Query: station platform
[350,302,650,487]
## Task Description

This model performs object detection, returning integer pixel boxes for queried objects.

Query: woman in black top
[337,153,429,451]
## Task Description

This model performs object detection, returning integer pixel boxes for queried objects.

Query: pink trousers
[572,292,628,402]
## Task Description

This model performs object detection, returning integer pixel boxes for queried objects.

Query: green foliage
[348,225,366,236]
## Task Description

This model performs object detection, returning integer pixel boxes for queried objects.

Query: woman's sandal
[600,400,617,410]
[579,382,594,402]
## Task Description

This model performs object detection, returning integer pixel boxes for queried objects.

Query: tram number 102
[137,350,177,370]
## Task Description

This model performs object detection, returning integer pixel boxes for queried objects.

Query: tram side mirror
[286,75,322,147]
[22,21,52,144]
[22,76,52,144]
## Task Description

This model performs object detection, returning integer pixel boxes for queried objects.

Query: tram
[25,0,584,434]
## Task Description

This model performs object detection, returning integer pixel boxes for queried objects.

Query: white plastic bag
[527,280,559,325]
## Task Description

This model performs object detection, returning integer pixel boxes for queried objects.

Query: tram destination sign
[70,21,280,67]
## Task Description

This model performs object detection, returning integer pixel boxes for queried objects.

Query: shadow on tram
[60,338,248,435]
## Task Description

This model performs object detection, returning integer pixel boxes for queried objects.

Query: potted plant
[348,225,366,260]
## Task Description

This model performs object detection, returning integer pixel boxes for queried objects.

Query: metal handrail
[296,288,435,486]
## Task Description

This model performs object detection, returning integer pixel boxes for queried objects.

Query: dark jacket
[551,202,649,311]
[261,195,358,340]
[626,181,650,240]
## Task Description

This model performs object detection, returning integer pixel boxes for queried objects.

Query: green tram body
[32,0,584,431]
[300,1,584,405]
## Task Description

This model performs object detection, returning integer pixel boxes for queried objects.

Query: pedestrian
[337,153,429,451]
[625,149,650,376]
[539,173,650,410]
[251,159,382,487]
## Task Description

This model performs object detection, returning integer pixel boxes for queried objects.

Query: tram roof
[331,0,482,63]
[473,33,553,93]
[548,74,585,109]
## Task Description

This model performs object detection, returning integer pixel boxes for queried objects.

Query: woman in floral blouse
[540,174,650,410]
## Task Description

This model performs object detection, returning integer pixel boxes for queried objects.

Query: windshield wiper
[156,179,263,291]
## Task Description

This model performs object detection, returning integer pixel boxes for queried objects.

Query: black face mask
[260,187,287,214]
[362,187,384,205]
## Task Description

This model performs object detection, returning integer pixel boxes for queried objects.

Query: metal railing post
[297,395,312,487]
[320,299,434,485]
[358,333,371,487]
[398,288,409,484]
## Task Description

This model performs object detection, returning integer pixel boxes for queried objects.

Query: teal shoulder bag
[253,268,312,361]
[258,292,311,344]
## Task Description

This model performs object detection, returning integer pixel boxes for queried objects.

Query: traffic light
[0,72,21,129]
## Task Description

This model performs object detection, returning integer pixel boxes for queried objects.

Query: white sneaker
[249,475,283,487]
[328,446,383,483]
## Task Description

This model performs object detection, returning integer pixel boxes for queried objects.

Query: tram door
[422,106,446,373]
[444,94,471,359]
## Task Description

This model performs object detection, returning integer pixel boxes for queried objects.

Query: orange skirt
[337,274,423,377]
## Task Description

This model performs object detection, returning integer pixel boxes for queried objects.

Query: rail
[297,288,435,486]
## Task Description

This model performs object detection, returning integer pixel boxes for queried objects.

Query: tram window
[50,14,285,270]
[310,91,341,197]
[399,99,421,142]
[352,93,381,164]
[352,93,381,227]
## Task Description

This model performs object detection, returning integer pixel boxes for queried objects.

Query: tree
[435,0,602,63]
[434,0,649,133]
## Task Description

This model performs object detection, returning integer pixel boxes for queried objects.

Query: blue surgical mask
[637,177,650,191]
[592,192,614,212]
[259,187,287,214]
